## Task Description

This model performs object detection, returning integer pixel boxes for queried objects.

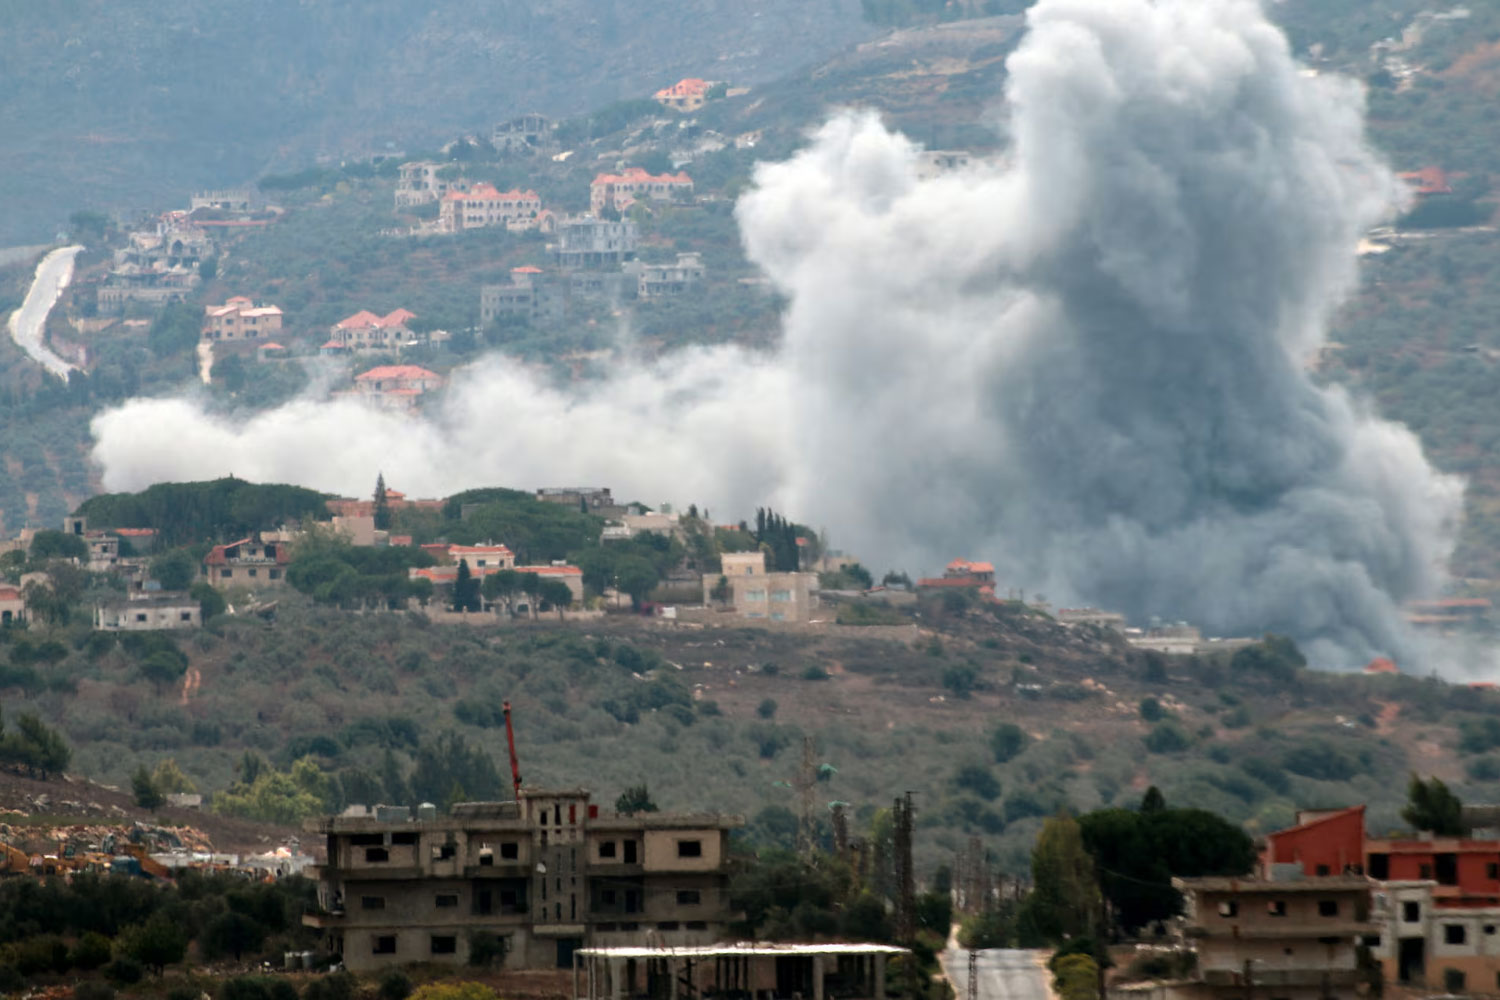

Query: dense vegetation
[77,479,332,548]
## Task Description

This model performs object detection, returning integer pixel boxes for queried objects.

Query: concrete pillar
[588,957,596,1000]
[671,958,679,1000]
[813,956,825,1000]
[875,954,886,1000]
[574,954,581,1000]
[613,959,625,1000]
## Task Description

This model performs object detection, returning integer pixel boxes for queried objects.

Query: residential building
[202,296,284,341]
[914,150,974,180]
[1172,875,1373,1000]
[536,488,624,516]
[351,365,446,411]
[578,943,904,1000]
[438,183,543,233]
[601,512,682,542]
[491,114,552,154]
[632,252,704,298]
[395,162,459,208]
[443,545,517,571]
[190,189,253,212]
[552,216,639,269]
[590,168,694,215]
[97,213,212,313]
[94,593,202,631]
[1057,607,1127,629]
[0,586,28,626]
[705,550,818,622]
[202,537,290,587]
[654,78,713,112]
[515,565,585,606]
[327,489,444,519]
[302,788,743,971]
[325,309,419,354]
[1264,804,1500,991]
[568,270,635,302]
[480,268,564,326]
[1399,167,1453,196]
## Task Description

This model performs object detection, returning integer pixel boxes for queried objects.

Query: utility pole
[894,792,917,998]
[967,950,978,1000]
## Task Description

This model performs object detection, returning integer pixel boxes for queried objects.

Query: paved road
[6,244,82,378]
[945,948,1054,1000]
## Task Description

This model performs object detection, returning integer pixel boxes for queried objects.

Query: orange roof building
[327,308,419,353]
[1399,167,1453,196]
[438,182,543,233]
[654,77,714,111]
[590,167,694,214]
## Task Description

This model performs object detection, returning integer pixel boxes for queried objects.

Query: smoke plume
[91,0,1463,666]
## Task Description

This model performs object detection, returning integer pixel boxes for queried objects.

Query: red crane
[503,700,523,800]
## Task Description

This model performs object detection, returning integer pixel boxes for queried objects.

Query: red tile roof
[592,167,694,186]
[1365,657,1399,674]
[517,564,582,577]
[512,265,543,274]
[655,78,710,99]
[355,365,442,382]
[0,587,22,601]
[114,528,156,537]
[336,308,416,330]
[1399,167,1452,195]
[258,342,285,351]
[442,182,540,203]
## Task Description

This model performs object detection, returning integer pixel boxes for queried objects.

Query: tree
[374,473,391,531]
[614,555,658,608]
[117,912,188,975]
[757,698,778,719]
[537,578,574,617]
[29,529,87,562]
[140,649,189,690]
[481,569,521,614]
[1403,774,1464,836]
[990,723,1028,763]
[1053,954,1100,1000]
[132,765,164,810]
[152,758,196,794]
[203,911,265,962]
[953,763,1002,801]
[0,712,71,778]
[616,784,659,816]
[452,559,480,612]
[408,984,498,1000]
[190,581,227,619]
[1022,814,1100,945]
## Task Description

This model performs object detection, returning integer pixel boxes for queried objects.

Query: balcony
[1202,968,1360,988]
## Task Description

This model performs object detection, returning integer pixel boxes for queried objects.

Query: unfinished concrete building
[574,943,907,1000]
[303,788,742,972]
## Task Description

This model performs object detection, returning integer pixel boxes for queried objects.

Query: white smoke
[91,0,1464,667]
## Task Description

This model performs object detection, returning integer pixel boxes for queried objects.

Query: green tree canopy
[1402,774,1464,836]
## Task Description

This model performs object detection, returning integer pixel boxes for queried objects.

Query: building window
[365,847,389,863]
[1217,901,1238,917]
[678,840,703,858]
[624,841,637,864]
[658,921,680,931]
[1267,901,1287,917]
[1404,902,1420,923]
[1419,864,1434,880]
[685,921,708,931]
[1487,926,1496,935]
[500,841,519,859]
[431,936,457,955]
[135,614,147,622]
[433,843,457,860]
[373,936,397,955]
[1368,853,1390,879]
[247,568,257,578]
[220,569,231,578]
[1445,970,1466,993]
[677,890,701,906]
[600,841,617,859]
[1445,925,1467,945]
[602,890,617,905]
[391,832,417,846]
[1315,865,1330,876]
[180,612,192,622]
[436,894,459,908]
[361,896,386,910]
[269,569,281,580]
[1318,900,1340,917]
[1488,863,1499,880]
[771,590,791,602]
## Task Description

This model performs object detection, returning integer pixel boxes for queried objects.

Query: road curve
[6,245,82,378]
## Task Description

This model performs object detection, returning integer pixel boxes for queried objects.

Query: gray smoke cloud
[91,0,1463,667]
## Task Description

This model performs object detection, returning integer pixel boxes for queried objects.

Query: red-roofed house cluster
[654,78,715,112]
[349,364,446,412]
[201,296,284,341]
[591,167,694,214]
[438,183,545,233]
[409,544,585,608]
[917,558,997,596]
[323,308,420,354]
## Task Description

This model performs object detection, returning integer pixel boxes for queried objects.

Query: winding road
[6,244,82,378]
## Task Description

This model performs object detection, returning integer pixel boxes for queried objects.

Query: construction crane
[503,700,523,800]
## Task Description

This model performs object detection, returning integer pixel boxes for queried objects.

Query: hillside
[6,587,1497,873]
[0,0,875,246]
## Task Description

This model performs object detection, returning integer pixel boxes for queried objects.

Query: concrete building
[190,189,253,212]
[302,789,742,971]
[575,943,905,1000]
[95,593,202,631]
[438,183,543,233]
[202,537,290,587]
[1173,875,1374,1000]
[395,162,458,208]
[202,296,284,341]
[590,168,694,215]
[491,114,552,154]
[632,253,704,298]
[536,488,624,516]
[705,550,818,623]
[553,217,639,269]
[97,213,212,313]
[1057,607,1127,629]
[480,268,564,326]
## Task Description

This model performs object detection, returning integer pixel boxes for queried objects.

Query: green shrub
[952,764,1002,802]
[104,957,144,985]
[1144,722,1191,753]
[990,723,1028,763]
[802,665,829,681]
[1139,697,1165,722]
[69,931,113,971]
[757,698,777,719]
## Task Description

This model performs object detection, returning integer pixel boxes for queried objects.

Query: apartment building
[202,297,284,341]
[1173,875,1373,1000]
[552,216,639,269]
[480,267,564,325]
[632,252,704,298]
[589,168,694,214]
[438,183,542,232]
[395,162,458,208]
[705,550,818,623]
[201,537,290,587]
[302,788,742,972]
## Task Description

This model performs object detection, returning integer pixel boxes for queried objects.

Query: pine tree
[373,472,391,531]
